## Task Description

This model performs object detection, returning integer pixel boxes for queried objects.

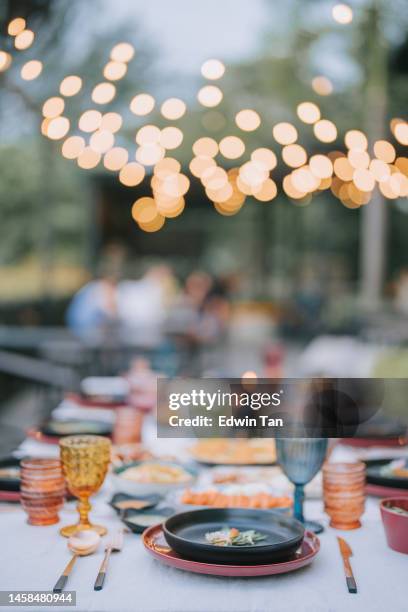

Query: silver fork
[94,529,124,591]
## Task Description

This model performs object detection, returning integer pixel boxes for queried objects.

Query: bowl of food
[380,498,408,554]
[111,460,197,496]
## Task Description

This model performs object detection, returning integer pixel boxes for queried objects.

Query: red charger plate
[143,524,320,577]
[341,437,408,449]
[366,483,408,498]
[0,490,20,502]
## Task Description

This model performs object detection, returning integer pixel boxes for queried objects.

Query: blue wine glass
[276,438,328,534]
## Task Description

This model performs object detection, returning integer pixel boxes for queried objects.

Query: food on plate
[181,487,292,509]
[114,499,153,510]
[205,527,267,547]
[126,513,169,527]
[381,459,408,479]
[189,439,276,465]
[119,462,192,484]
[111,443,153,466]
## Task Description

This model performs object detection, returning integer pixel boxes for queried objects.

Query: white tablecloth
[2,411,407,612]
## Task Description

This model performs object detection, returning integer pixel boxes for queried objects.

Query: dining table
[1,399,407,612]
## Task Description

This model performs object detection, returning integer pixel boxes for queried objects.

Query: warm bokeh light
[309,154,333,179]
[132,197,157,222]
[92,82,116,105]
[42,97,65,119]
[311,76,333,96]
[103,61,127,81]
[193,137,219,158]
[394,122,408,145]
[160,127,183,149]
[206,183,234,203]
[90,129,115,153]
[61,136,85,160]
[130,93,155,116]
[333,156,354,181]
[46,116,70,140]
[161,173,190,198]
[79,110,102,132]
[373,140,396,163]
[136,143,165,166]
[344,130,367,151]
[59,75,82,97]
[282,175,307,200]
[291,166,319,193]
[201,167,228,190]
[110,42,135,63]
[197,85,223,107]
[14,29,34,50]
[201,59,225,80]
[101,112,123,133]
[8,17,26,36]
[332,3,353,24]
[189,156,216,178]
[77,147,101,170]
[235,109,261,132]
[369,159,391,183]
[119,162,145,186]
[282,144,307,168]
[136,124,161,145]
[138,215,166,232]
[219,136,245,159]
[272,122,298,145]
[154,157,181,179]
[253,179,278,202]
[348,149,370,170]
[239,161,268,190]
[353,168,375,192]
[20,60,42,81]
[313,119,337,143]
[156,196,185,218]
[0,51,12,72]
[251,148,277,171]
[160,98,186,120]
[104,147,129,171]
[297,102,320,124]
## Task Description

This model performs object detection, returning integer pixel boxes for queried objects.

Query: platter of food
[111,460,197,496]
[189,439,276,466]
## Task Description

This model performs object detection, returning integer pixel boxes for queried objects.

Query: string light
[0,52,12,72]
[20,60,42,80]
[161,98,186,120]
[110,42,135,63]
[14,30,35,50]
[62,136,85,160]
[197,85,223,107]
[219,136,245,159]
[60,75,82,97]
[332,4,353,24]
[130,94,155,116]
[46,117,70,140]
[312,76,333,96]
[42,97,65,118]
[297,102,320,124]
[103,61,127,81]
[235,109,261,132]
[201,59,225,80]
[8,17,26,36]
[273,122,298,145]
[92,82,116,104]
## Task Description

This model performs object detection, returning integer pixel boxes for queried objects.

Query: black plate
[40,419,112,438]
[365,458,408,490]
[123,506,174,534]
[0,457,21,491]
[109,493,161,514]
[163,508,304,565]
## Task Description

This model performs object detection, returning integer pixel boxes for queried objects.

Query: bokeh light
[20,60,42,81]
[189,156,216,178]
[313,119,337,143]
[92,82,116,104]
[197,85,223,107]
[42,97,65,118]
[353,168,375,192]
[79,110,102,132]
[251,148,277,171]
[61,136,85,160]
[0,52,12,72]
[272,122,298,145]
[119,162,145,186]
[297,102,320,124]
[332,3,353,24]
[14,29,34,50]
[46,117,70,140]
[253,179,278,202]
[369,159,391,183]
[282,144,307,168]
[59,75,82,97]
[219,136,245,159]
[8,17,26,36]
[136,125,161,145]
[201,59,225,80]
[101,112,123,133]
[77,147,101,170]
[136,143,165,166]
[348,149,370,169]
[312,76,333,96]
[393,121,408,145]
[309,154,333,179]
[373,140,396,163]
[154,157,181,179]
[130,94,155,116]
[104,147,129,171]
[193,137,219,158]
[160,127,183,149]
[235,109,261,132]
[160,98,186,120]
[103,61,127,81]
[110,42,135,63]
[345,130,368,151]
[90,129,115,153]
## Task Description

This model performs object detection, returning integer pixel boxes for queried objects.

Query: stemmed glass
[276,438,328,534]
[59,435,111,537]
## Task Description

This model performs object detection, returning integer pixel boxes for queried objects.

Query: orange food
[181,488,292,509]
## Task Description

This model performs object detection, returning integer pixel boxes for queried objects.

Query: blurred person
[116,264,177,346]
[66,273,118,341]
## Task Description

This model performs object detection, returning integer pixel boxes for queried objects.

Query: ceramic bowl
[380,497,408,554]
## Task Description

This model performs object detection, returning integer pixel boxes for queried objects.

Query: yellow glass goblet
[59,435,111,537]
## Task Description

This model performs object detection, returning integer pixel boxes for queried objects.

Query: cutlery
[53,530,100,593]
[94,529,124,591]
[337,537,357,594]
